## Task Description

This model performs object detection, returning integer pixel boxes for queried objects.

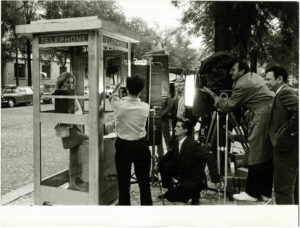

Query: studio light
[184,74,195,107]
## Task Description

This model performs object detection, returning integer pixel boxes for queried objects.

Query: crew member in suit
[157,119,220,205]
[202,60,274,202]
[265,65,298,205]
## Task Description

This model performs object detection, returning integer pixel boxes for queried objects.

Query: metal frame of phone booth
[16,16,139,205]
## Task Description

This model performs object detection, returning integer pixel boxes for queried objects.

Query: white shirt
[275,84,285,95]
[178,136,187,153]
[109,95,149,141]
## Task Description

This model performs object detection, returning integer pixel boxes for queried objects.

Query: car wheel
[8,98,15,108]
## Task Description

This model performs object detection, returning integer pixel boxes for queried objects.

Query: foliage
[178,1,298,76]
[165,29,199,70]
[125,17,160,59]
[2,0,201,80]
[41,0,127,24]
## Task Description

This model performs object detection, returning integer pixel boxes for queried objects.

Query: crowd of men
[108,61,298,206]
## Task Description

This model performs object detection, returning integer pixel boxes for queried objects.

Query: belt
[117,137,146,142]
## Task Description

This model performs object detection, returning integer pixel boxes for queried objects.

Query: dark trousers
[246,158,273,198]
[158,159,200,203]
[115,137,152,205]
[273,148,299,205]
[158,158,179,189]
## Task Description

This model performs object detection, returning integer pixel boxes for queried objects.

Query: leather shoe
[191,198,199,205]
[191,192,200,205]
[233,192,258,202]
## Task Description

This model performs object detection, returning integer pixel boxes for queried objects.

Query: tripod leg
[156,172,165,205]
[224,113,229,204]
[205,111,216,145]
[217,112,220,176]
[216,112,221,204]
[151,108,156,184]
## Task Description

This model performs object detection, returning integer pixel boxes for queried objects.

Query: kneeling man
[158,119,219,205]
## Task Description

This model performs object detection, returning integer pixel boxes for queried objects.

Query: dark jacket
[161,135,218,190]
[269,84,298,155]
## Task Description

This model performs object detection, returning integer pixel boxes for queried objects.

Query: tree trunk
[214,2,232,52]
[238,44,247,63]
[250,50,257,73]
[1,63,5,88]
[15,45,19,86]
[26,39,32,86]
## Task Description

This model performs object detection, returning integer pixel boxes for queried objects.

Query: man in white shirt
[109,75,152,205]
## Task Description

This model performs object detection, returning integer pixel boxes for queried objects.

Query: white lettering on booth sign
[103,36,128,49]
[39,34,88,44]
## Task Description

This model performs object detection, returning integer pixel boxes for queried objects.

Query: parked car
[105,85,116,97]
[1,85,33,108]
[40,84,55,104]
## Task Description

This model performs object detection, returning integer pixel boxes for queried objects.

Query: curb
[1,183,34,205]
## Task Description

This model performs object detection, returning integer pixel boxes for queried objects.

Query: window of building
[14,63,26,78]
[42,64,51,79]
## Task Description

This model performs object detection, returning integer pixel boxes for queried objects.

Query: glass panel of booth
[37,43,122,194]
[39,45,91,192]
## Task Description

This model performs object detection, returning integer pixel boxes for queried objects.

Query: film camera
[191,52,237,118]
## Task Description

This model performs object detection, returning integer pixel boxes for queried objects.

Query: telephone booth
[16,16,139,205]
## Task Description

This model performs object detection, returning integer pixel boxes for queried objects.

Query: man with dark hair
[157,118,220,205]
[266,65,298,204]
[126,75,146,95]
[109,75,152,205]
[202,60,274,202]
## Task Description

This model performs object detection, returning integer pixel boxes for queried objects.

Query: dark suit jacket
[160,135,219,190]
[269,84,298,155]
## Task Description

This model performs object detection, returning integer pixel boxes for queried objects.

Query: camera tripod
[149,106,165,205]
[202,110,249,204]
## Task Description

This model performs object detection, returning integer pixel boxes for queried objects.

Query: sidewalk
[2,180,273,206]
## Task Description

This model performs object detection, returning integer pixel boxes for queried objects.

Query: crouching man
[157,119,220,205]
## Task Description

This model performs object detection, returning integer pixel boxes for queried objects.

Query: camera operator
[109,75,152,205]
[202,60,274,202]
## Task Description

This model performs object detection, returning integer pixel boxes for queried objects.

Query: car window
[19,88,26,93]
[26,87,33,94]
[4,88,17,93]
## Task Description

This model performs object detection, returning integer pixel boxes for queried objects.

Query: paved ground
[1,101,274,207]
[1,104,35,195]
[1,100,113,196]
[4,180,273,206]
